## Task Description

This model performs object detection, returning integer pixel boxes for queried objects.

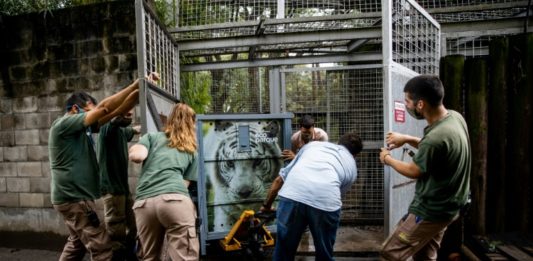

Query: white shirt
[278,141,357,211]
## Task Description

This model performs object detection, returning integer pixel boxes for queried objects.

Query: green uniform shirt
[410,110,471,221]
[98,123,134,195]
[135,132,198,200]
[49,113,100,204]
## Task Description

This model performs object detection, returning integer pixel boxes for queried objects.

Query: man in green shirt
[98,109,140,260]
[49,75,153,261]
[379,75,471,261]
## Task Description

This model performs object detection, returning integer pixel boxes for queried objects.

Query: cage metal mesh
[284,67,384,222]
[176,17,381,41]
[392,0,440,75]
[181,68,270,113]
[179,40,360,64]
[417,0,528,23]
[417,0,524,8]
[184,66,385,223]
[176,0,381,40]
[284,0,381,16]
[142,6,179,96]
[178,0,278,27]
[262,17,380,35]
[431,8,527,23]
[446,35,493,57]
[346,150,384,222]
[178,0,382,26]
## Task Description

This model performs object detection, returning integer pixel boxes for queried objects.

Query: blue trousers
[273,197,340,261]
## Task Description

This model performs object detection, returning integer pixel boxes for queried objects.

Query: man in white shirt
[262,132,363,261]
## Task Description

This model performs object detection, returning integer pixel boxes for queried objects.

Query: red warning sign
[394,101,405,123]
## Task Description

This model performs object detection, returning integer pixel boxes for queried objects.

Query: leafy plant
[180,71,211,114]
[0,0,115,16]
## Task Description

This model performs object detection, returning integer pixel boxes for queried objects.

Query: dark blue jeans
[273,197,341,261]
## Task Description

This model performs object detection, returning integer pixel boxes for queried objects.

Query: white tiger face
[204,120,283,231]
[214,137,281,199]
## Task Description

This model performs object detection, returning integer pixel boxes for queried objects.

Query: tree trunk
[487,37,509,234]
[527,33,533,234]
[440,55,465,114]
[465,57,488,236]
[507,33,533,233]
[437,55,467,259]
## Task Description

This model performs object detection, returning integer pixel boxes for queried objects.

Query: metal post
[259,68,263,113]
[280,69,286,112]
[176,45,181,99]
[135,0,148,134]
[196,120,208,255]
[382,0,393,237]
[269,67,281,113]
[277,0,285,33]
[326,73,331,134]
[277,0,285,19]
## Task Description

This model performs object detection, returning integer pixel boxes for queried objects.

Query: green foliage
[217,69,253,112]
[151,0,177,27]
[178,0,231,26]
[285,69,314,112]
[70,0,111,5]
[0,0,69,16]
[180,71,212,114]
[0,0,114,16]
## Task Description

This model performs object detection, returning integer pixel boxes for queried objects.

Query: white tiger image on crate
[202,120,283,232]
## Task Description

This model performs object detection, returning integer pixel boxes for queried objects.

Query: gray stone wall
[0,1,138,235]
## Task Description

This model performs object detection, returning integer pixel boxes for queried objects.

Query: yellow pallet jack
[219,210,276,259]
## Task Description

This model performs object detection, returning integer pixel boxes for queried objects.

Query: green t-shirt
[49,113,100,204]
[409,110,471,221]
[135,132,198,200]
[98,123,134,195]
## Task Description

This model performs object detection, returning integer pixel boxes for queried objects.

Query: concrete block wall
[0,1,139,235]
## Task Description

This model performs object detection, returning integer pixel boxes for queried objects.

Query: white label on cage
[394,101,406,123]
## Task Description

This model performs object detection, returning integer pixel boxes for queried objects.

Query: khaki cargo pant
[54,200,112,261]
[133,193,199,261]
[381,213,456,261]
[102,194,137,255]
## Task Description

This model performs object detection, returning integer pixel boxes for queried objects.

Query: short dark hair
[338,132,363,156]
[298,115,315,129]
[403,75,444,107]
[65,91,97,112]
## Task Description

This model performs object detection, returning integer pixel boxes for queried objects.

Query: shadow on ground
[0,226,383,260]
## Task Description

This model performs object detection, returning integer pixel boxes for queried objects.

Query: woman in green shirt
[129,103,199,260]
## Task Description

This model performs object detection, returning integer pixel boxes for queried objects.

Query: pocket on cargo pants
[187,226,199,256]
